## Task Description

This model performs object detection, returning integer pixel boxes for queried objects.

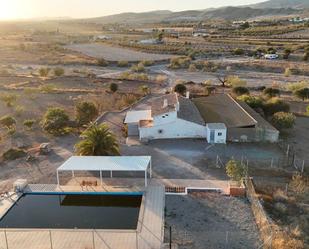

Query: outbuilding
[206,123,227,144]
[124,110,152,136]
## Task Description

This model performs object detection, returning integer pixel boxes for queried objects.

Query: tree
[263,87,280,98]
[140,85,150,96]
[283,48,292,59]
[109,83,118,93]
[41,108,70,135]
[271,112,295,130]
[0,93,18,107]
[75,123,120,156]
[294,88,309,101]
[237,95,263,109]
[174,84,187,95]
[39,67,51,77]
[53,67,65,77]
[226,159,247,183]
[0,115,16,129]
[233,48,244,55]
[232,86,249,96]
[97,58,109,67]
[217,75,228,87]
[263,98,290,117]
[157,31,164,41]
[75,101,98,126]
[23,119,36,130]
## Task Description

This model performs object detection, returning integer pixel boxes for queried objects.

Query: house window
[218,132,222,136]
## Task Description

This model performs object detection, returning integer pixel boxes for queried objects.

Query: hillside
[250,0,309,9]
[85,7,300,24]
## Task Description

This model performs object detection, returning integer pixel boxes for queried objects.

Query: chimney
[163,99,168,108]
[186,91,190,99]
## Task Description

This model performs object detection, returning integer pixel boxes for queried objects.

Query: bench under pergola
[56,156,152,187]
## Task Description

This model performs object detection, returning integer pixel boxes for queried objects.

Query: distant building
[94,35,112,41]
[138,39,162,45]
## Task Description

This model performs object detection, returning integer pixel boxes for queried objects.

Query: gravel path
[165,193,261,249]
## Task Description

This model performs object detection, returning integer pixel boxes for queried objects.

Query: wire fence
[245,177,273,249]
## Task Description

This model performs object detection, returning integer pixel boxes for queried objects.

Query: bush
[272,112,295,130]
[226,159,247,183]
[141,60,154,67]
[232,86,249,96]
[284,68,291,77]
[263,98,290,117]
[23,119,36,130]
[15,105,25,117]
[233,48,244,55]
[0,93,18,107]
[0,115,16,128]
[237,95,263,109]
[287,81,309,92]
[168,57,191,69]
[2,148,26,161]
[39,67,51,77]
[109,83,118,93]
[75,101,98,126]
[155,75,167,84]
[40,84,56,93]
[97,58,109,67]
[131,63,145,73]
[53,67,65,77]
[226,76,247,87]
[117,61,129,67]
[41,108,70,135]
[294,88,309,101]
[174,84,187,95]
[263,87,280,98]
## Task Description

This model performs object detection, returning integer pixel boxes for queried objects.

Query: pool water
[0,193,142,229]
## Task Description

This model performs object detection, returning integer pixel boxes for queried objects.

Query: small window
[162,116,165,118]
[158,129,163,134]
[218,132,222,136]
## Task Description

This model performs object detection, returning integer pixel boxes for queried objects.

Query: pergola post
[149,159,152,178]
[56,170,60,186]
[110,171,113,178]
[144,170,147,187]
[100,171,103,186]
[72,170,75,178]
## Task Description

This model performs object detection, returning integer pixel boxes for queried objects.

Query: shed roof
[124,110,152,123]
[206,123,227,130]
[57,156,151,172]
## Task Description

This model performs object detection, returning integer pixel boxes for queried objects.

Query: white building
[125,94,227,143]
[206,123,227,144]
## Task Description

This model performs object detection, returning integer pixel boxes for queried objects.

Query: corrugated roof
[193,94,257,128]
[151,93,178,116]
[57,156,151,172]
[177,96,205,126]
[124,110,152,123]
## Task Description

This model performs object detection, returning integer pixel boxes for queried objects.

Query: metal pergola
[56,156,152,187]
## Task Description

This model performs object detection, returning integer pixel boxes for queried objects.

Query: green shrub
[131,63,145,73]
[271,112,295,130]
[263,87,280,98]
[41,108,70,135]
[40,84,56,93]
[97,58,109,67]
[237,95,263,109]
[293,88,309,101]
[23,119,36,130]
[109,83,118,93]
[233,48,244,55]
[0,93,18,107]
[174,84,187,95]
[263,98,290,117]
[226,159,247,183]
[226,76,247,87]
[53,67,65,77]
[39,67,51,77]
[2,148,26,161]
[141,60,154,67]
[0,115,16,128]
[75,101,98,126]
[232,86,249,96]
[117,61,129,67]
[15,106,25,117]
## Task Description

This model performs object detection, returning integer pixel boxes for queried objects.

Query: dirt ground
[165,193,261,249]
[66,43,174,62]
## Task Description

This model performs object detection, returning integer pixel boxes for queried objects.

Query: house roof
[193,94,257,128]
[151,93,178,117]
[57,156,151,172]
[177,96,205,126]
[124,110,152,123]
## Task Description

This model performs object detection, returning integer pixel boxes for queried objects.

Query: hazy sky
[0,0,267,20]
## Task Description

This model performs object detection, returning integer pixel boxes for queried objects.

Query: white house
[206,123,227,144]
[125,94,209,141]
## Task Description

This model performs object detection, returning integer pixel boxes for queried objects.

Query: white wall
[139,116,207,140]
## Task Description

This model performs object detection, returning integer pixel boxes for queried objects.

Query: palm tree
[75,123,120,156]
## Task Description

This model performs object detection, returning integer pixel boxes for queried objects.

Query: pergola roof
[57,156,151,172]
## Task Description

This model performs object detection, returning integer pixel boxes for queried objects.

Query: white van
[264,54,279,60]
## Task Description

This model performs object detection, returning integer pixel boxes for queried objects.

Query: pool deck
[0,182,165,249]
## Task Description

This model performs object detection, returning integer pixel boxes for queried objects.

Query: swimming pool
[0,192,142,230]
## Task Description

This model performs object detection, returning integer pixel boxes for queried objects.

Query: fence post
[169,226,172,249]
[92,230,96,249]
[49,230,53,249]
[4,230,9,249]
[225,231,229,248]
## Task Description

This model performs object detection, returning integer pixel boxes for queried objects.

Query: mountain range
[83,0,308,24]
